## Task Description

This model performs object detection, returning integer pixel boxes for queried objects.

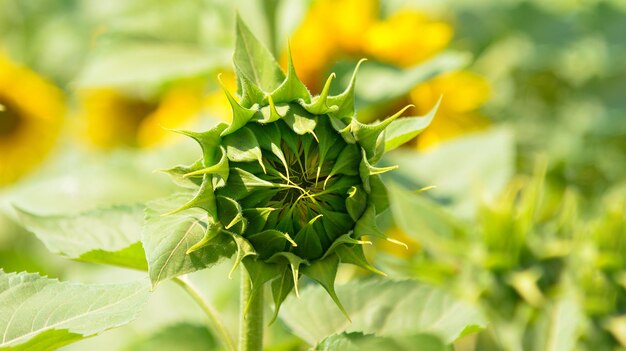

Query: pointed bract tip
[415,185,437,193]
[387,237,409,250]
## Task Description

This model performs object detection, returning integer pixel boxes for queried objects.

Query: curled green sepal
[183,146,229,189]
[270,43,311,104]
[242,257,282,314]
[217,196,247,234]
[324,144,360,189]
[267,252,307,298]
[320,233,384,276]
[354,205,408,249]
[335,244,386,276]
[327,58,367,119]
[219,75,258,137]
[256,95,289,124]
[246,229,297,259]
[169,123,227,167]
[223,229,257,278]
[223,127,266,173]
[237,70,266,108]
[300,73,339,115]
[270,266,295,324]
[350,104,413,163]
[161,174,218,217]
[161,159,204,188]
[283,106,318,139]
[359,148,398,191]
[301,254,350,321]
[186,219,222,254]
[346,185,368,221]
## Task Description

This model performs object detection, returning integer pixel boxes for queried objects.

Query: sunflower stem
[239,268,264,351]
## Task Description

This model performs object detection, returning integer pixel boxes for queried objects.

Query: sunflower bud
[165,17,438,320]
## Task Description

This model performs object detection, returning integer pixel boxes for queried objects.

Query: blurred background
[0,0,625,350]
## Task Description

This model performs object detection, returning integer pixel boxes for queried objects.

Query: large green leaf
[15,205,147,270]
[0,270,149,350]
[124,323,216,351]
[280,278,486,345]
[314,332,447,351]
[142,195,236,287]
[234,15,285,92]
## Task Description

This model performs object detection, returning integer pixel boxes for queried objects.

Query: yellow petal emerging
[0,53,65,186]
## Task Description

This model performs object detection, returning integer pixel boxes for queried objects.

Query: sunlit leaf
[15,205,147,270]
[0,270,149,350]
[280,278,486,345]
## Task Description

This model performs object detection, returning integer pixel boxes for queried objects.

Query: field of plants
[0,1,625,350]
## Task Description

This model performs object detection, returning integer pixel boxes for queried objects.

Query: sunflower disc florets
[165,17,438,319]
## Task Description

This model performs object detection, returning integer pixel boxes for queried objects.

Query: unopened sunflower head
[164,17,438,319]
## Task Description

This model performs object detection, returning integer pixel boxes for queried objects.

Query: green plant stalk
[239,268,264,351]
[173,277,237,351]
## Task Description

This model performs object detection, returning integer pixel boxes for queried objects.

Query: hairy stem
[173,277,237,351]
[239,269,264,351]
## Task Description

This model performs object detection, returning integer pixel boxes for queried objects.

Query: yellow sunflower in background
[0,53,65,187]
[288,0,490,151]
[79,73,236,149]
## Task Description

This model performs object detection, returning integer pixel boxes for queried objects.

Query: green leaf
[0,270,149,350]
[15,205,147,270]
[234,15,285,92]
[384,97,441,152]
[124,323,216,351]
[280,278,486,345]
[142,195,236,286]
[315,332,447,351]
